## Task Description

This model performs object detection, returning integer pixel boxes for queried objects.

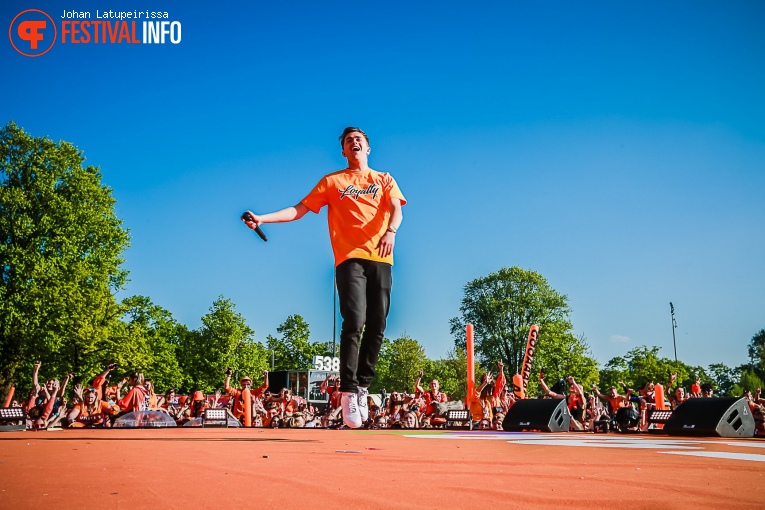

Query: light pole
[235,342,244,382]
[332,273,337,358]
[670,302,678,363]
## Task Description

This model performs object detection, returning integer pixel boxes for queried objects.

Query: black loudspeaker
[502,398,570,432]
[266,371,289,394]
[664,397,754,438]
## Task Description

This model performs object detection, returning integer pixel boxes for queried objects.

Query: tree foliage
[598,346,709,393]
[424,348,470,401]
[730,369,765,397]
[746,328,765,381]
[0,122,129,390]
[372,335,427,394]
[707,363,739,397]
[177,296,255,393]
[266,314,328,371]
[1,121,760,404]
[450,266,596,390]
[532,330,600,396]
[106,296,186,392]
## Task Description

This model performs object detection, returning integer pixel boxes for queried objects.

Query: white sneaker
[341,392,362,429]
[357,387,369,423]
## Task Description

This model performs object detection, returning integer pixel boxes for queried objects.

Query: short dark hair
[339,127,369,147]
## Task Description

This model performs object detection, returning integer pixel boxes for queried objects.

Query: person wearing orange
[144,380,161,410]
[186,391,210,419]
[320,373,343,410]
[539,373,586,431]
[415,369,449,416]
[494,361,515,411]
[690,377,702,397]
[223,368,269,423]
[243,127,406,429]
[90,362,117,401]
[468,370,504,425]
[159,388,185,422]
[67,385,120,428]
[320,374,343,426]
[116,372,149,413]
[467,363,507,425]
[592,384,632,415]
[415,369,450,426]
[276,388,302,418]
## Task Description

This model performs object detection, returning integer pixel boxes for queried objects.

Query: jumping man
[242,127,406,428]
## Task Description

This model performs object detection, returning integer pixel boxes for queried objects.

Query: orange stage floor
[1,429,764,509]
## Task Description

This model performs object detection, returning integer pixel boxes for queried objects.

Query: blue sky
[2,0,763,370]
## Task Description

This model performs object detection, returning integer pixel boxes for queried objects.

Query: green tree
[598,346,707,394]
[707,363,739,397]
[178,296,254,393]
[0,122,130,391]
[233,340,271,383]
[730,369,765,397]
[371,334,427,394]
[450,266,595,386]
[533,330,600,396]
[104,296,187,392]
[746,328,765,381]
[424,348,470,401]
[265,314,328,371]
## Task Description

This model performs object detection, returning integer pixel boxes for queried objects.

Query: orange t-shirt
[325,386,341,409]
[424,391,448,416]
[607,395,630,412]
[301,168,406,266]
[281,398,299,416]
[69,401,120,427]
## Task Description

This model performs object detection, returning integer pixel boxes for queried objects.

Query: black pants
[335,258,392,393]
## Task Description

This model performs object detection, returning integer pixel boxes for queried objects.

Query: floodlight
[445,409,472,430]
[202,408,228,428]
[0,407,26,432]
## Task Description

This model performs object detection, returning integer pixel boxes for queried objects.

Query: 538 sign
[312,355,339,371]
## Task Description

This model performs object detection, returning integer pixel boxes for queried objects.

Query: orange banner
[519,325,539,399]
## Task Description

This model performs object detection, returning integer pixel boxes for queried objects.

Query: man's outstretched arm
[242,203,310,229]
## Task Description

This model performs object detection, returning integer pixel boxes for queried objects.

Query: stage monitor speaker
[502,398,570,432]
[664,397,754,438]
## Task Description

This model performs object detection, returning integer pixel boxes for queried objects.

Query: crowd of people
[541,371,765,433]
[4,361,765,434]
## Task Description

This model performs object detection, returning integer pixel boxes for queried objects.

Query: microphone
[241,212,268,242]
